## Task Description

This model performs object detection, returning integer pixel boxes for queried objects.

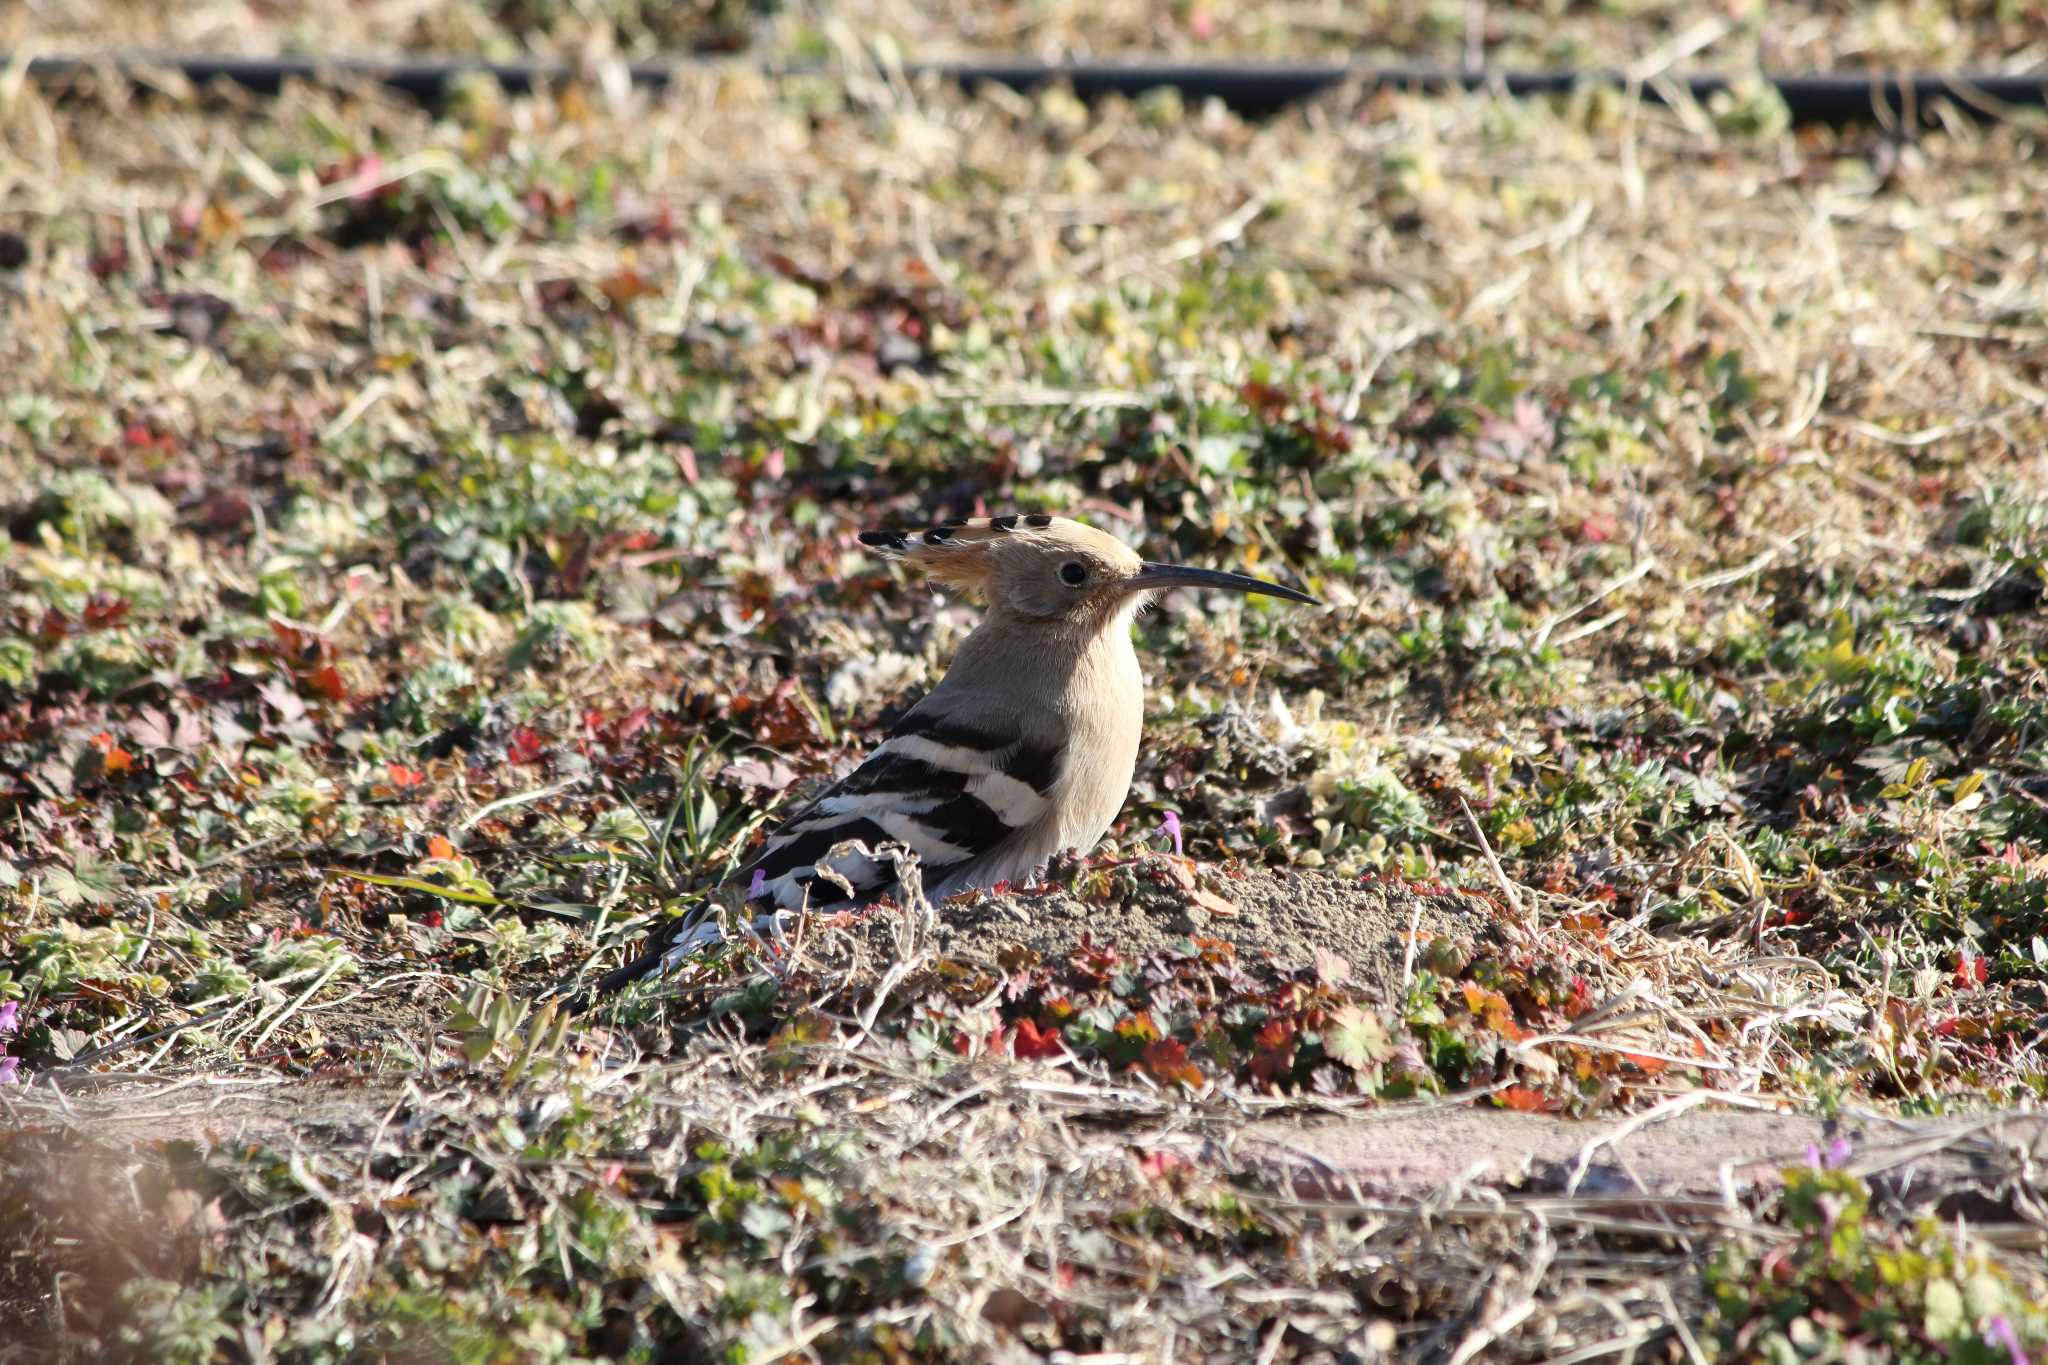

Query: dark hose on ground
[9,52,2047,125]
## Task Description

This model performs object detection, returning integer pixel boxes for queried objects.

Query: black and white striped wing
[593,710,1064,994]
[740,709,1063,909]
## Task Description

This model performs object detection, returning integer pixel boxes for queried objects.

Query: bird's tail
[591,924,693,995]
[577,840,932,1000]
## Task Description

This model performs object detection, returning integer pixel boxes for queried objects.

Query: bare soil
[842,862,1495,1000]
[1232,1109,2048,1207]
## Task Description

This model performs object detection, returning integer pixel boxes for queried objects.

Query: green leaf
[1324,1006,1394,1071]
[740,1202,793,1242]
[46,854,126,907]
[327,870,501,905]
[1922,1278,1965,1340]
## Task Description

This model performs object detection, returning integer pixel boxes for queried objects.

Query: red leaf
[1498,1086,1553,1113]
[426,835,456,860]
[1136,1149,1187,1179]
[387,761,425,789]
[1248,1016,1300,1087]
[506,728,545,765]
[1144,1037,1188,1073]
[1012,1018,1065,1060]
[1955,951,1988,987]
[82,596,130,629]
[303,664,347,701]
[1142,1038,1204,1087]
[612,706,654,745]
[35,608,70,644]
[1254,1016,1297,1053]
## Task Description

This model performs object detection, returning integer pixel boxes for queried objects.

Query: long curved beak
[1128,562,1319,605]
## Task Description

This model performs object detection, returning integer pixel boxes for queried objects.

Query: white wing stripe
[879,735,1049,826]
[868,812,975,864]
[817,793,942,817]
[882,734,999,774]
[965,769,1048,827]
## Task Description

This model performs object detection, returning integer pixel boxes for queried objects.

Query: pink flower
[1158,810,1184,858]
[0,1001,18,1035]
[748,868,768,900]
[0,1056,19,1085]
[1987,1316,2029,1365]
[345,153,386,202]
[1805,1136,1853,1170]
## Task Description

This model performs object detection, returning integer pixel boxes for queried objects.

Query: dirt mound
[846,861,1500,1004]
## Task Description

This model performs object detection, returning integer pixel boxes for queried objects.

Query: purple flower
[748,868,768,900]
[1987,1316,2029,1365]
[0,1001,17,1035]
[0,1055,20,1085]
[1159,810,1184,858]
[1805,1135,1853,1170]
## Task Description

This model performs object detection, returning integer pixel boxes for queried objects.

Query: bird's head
[858,514,1317,626]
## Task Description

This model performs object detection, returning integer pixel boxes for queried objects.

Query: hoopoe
[602,514,1315,989]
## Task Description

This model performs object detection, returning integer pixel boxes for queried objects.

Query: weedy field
[8,0,2048,66]
[3,5,2048,1361]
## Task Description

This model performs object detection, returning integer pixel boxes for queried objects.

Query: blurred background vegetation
[7,0,2048,69]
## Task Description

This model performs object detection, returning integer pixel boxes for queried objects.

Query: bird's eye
[1058,561,1088,587]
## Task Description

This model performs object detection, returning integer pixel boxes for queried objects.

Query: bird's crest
[857,514,1134,594]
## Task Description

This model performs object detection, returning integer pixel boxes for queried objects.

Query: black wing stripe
[897,792,1014,856]
[889,711,1062,792]
[996,740,1060,793]
[748,817,892,881]
[833,752,971,799]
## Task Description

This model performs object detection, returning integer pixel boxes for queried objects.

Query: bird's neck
[974,598,1143,656]
[936,603,1146,852]
[942,602,1143,714]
